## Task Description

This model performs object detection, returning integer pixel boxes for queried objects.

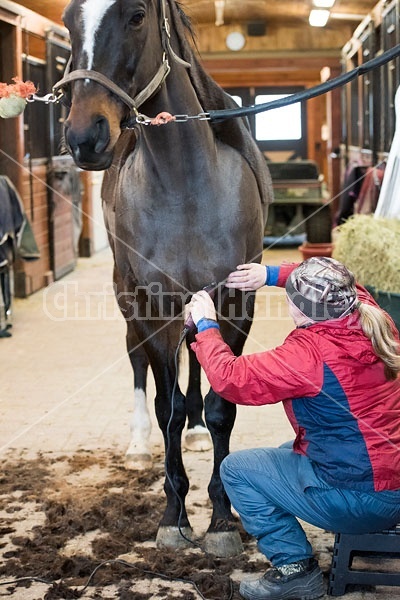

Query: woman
[187,256,400,600]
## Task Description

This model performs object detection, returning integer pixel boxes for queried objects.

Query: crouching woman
[187,257,400,600]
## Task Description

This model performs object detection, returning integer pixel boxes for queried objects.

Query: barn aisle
[0,246,397,599]
[0,245,299,459]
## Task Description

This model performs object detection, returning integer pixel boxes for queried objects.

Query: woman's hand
[225,263,267,291]
[186,290,217,326]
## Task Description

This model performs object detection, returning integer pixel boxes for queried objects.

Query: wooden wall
[341,0,399,165]
[0,11,24,191]
[14,161,52,296]
[195,21,356,55]
[0,1,106,297]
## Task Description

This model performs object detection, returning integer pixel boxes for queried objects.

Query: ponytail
[358,302,400,381]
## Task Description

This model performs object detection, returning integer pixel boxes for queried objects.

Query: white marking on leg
[126,388,152,457]
[81,0,116,69]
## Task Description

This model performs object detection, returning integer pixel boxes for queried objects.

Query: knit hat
[285,257,358,322]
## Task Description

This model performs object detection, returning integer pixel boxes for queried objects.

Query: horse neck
[137,67,215,160]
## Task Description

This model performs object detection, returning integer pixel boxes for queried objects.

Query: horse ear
[168,0,197,64]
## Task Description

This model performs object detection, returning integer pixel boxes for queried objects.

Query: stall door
[46,33,82,281]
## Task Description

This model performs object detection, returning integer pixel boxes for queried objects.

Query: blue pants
[220,445,400,566]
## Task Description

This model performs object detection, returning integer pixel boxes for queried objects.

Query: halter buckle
[164,16,171,39]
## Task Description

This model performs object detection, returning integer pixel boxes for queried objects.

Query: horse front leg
[204,389,243,557]
[184,344,212,452]
[203,290,256,557]
[124,322,152,470]
[115,268,152,470]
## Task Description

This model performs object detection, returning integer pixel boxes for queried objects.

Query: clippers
[183,282,218,334]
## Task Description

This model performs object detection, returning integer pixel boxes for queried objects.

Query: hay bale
[333,214,400,293]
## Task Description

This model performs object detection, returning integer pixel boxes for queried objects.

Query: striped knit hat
[286,257,358,322]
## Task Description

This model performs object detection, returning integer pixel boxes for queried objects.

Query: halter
[52,0,191,117]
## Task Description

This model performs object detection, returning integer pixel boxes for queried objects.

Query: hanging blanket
[0,175,40,263]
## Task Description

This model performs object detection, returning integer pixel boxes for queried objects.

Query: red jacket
[192,264,400,492]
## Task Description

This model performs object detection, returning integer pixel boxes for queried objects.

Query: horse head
[60,0,167,170]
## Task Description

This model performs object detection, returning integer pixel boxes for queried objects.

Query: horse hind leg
[124,324,152,471]
[183,345,212,452]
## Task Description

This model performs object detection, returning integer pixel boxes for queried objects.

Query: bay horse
[59,0,272,556]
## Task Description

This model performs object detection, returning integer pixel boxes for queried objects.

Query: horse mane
[170,0,273,213]
[175,2,196,41]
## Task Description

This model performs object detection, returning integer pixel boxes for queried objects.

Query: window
[255,94,302,141]
[225,86,307,159]
[230,94,243,107]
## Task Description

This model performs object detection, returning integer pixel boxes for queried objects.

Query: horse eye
[129,12,145,25]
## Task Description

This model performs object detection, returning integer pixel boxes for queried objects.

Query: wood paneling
[49,162,78,280]
[0,2,84,296]
[14,162,51,297]
[202,54,341,88]
[195,22,356,55]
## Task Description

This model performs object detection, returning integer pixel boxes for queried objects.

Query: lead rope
[207,43,400,122]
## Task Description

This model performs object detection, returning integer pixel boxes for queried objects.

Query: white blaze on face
[81,0,116,69]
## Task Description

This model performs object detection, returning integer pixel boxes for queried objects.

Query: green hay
[333,214,400,293]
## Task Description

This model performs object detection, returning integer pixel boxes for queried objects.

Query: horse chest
[113,145,262,287]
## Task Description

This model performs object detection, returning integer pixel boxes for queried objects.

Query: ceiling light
[313,0,335,8]
[226,31,246,51]
[330,12,367,20]
[309,9,330,26]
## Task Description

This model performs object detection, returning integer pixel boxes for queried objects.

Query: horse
[58,0,272,557]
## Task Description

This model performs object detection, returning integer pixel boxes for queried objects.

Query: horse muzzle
[64,114,113,171]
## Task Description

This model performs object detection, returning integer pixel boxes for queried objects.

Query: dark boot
[239,557,325,600]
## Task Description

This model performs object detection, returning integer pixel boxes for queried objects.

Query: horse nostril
[93,116,110,154]
[64,124,78,153]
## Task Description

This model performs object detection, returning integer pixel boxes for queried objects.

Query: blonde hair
[358,302,400,380]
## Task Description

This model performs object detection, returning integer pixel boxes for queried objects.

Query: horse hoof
[124,452,153,471]
[156,526,194,549]
[184,426,212,452]
[204,530,243,557]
